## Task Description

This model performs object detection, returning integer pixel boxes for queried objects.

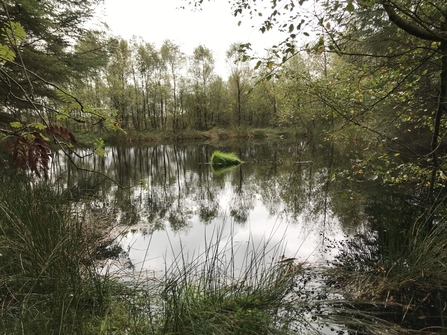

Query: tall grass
[327,209,447,334]
[138,222,324,335]
[211,150,242,166]
[0,171,115,334]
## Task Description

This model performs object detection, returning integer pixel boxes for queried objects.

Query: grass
[157,228,306,334]
[211,150,242,167]
[0,170,115,334]
[0,170,322,334]
[326,208,447,334]
[95,221,326,335]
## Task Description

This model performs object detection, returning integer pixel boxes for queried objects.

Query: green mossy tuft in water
[211,151,242,167]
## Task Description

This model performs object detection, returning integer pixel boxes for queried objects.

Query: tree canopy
[0,0,115,177]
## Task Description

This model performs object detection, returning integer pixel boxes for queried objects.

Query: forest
[1,0,447,334]
[1,0,446,186]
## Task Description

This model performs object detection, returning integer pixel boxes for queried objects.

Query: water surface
[52,139,369,276]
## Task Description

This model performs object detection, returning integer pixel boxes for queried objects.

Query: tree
[161,40,186,133]
[226,43,253,127]
[188,45,215,130]
[0,0,115,177]
[377,2,447,192]
[106,39,134,129]
[135,41,161,129]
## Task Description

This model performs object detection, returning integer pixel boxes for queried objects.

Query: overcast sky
[95,0,289,78]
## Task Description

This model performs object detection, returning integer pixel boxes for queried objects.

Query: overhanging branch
[380,1,447,42]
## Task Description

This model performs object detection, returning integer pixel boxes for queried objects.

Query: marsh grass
[327,212,447,334]
[0,172,119,334]
[155,223,318,335]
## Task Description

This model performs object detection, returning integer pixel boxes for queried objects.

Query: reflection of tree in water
[50,140,378,237]
[199,204,218,223]
[116,196,140,226]
[229,204,250,224]
[229,164,254,224]
[194,160,220,225]
[168,209,191,232]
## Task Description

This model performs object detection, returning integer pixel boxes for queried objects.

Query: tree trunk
[429,41,447,197]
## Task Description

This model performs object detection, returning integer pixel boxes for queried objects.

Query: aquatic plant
[211,150,242,166]
[326,213,447,334]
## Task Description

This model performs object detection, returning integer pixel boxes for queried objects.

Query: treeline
[70,38,283,133]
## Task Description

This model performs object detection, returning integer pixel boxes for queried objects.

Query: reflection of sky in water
[112,179,345,278]
[54,144,356,334]
[51,145,356,279]
[108,188,347,335]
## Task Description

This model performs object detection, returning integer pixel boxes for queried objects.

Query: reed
[0,171,116,334]
[154,223,317,335]
[327,212,447,333]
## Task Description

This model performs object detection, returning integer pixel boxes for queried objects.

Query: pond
[49,138,441,333]
[50,138,378,277]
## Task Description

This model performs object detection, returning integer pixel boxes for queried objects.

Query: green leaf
[10,121,22,128]
[94,138,105,157]
[56,90,77,104]
[30,122,47,130]
[56,113,69,120]
[1,22,26,46]
[0,44,15,62]
[346,2,355,12]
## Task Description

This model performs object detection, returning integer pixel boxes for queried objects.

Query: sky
[95,0,290,78]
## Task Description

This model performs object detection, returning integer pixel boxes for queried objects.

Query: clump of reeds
[211,150,242,166]
[152,223,317,335]
[0,171,117,334]
[326,214,447,334]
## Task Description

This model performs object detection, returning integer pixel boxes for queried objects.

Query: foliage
[181,0,447,197]
[328,201,447,333]
[0,172,113,334]
[211,150,242,167]
[0,0,119,177]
